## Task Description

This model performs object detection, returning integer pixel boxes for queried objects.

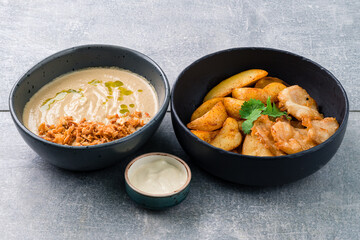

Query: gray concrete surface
[0,0,359,239]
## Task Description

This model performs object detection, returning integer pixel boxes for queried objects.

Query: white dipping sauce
[128,155,188,195]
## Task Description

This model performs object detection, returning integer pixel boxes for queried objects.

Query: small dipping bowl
[125,152,191,210]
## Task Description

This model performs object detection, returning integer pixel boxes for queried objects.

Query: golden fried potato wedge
[190,130,219,143]
[232,87,270,103]
[187,102,228,131]
[203,69,268,102]
[190,98,223,121]
[223,97,245,119]
[263,82,287,101]
[242,135,274,156]
[237,119,245,132]
[210,117,242,151]
[254,77,287,88]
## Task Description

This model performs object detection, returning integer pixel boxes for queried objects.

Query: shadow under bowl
[171,47,349,186]
[9,44,170,171]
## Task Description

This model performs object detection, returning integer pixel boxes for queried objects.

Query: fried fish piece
[271,116,339,154]
[271,120,316,154]
[278,85,323,122]
[304,117,339,144]
[251,115,286,156]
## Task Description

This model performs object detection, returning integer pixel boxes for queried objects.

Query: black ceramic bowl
[9,44,170,171]
[171,47,349,186]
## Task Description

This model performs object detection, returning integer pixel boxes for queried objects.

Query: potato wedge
[237,119,245,132]
[254,77,287,88]
[223,97,245,119]
[263,82,287,101]
[242,135,274,156]
[187,102,228,131]
[210,117,242,151]
[190,130,219,143]
[203,69,268,101]
[232,87,270,103]
[190,98,223,121]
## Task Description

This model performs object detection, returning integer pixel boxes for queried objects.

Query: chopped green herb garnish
[88,79,102,85]
[40,89,82,111]
[262,97,288,118]
[239,99,265,119]
[129,104,135,108]
[239,97,288,134]
[105,80,124,95]
[119,87,133,96]
[104,81,133,102]
[241,109,263,134]
[120,109,129,114]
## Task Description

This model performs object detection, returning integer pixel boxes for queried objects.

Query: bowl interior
[173,48,348,127]
[11,45,168,127]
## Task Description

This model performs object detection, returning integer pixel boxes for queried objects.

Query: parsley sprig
[239,97,288,134]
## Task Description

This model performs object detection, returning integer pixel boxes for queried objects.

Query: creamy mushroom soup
[23,67,158,134]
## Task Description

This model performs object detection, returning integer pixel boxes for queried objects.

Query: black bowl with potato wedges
[171,48,349,186]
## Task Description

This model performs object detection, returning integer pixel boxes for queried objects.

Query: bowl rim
[9,44,170,149]
[171,47,349,160]
[124,152,192,198]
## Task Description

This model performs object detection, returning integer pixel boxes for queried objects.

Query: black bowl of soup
[9,44,170,171]
[171,47,349,186]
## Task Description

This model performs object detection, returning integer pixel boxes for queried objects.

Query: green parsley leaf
[241,109,263,134]
[239,97,289,134]
[261,97,288,118]
[239,99,265,119]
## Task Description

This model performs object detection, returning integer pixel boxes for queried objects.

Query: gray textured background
[0,0,359,239]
